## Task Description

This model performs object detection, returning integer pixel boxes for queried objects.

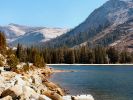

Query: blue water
[50,65,133,100]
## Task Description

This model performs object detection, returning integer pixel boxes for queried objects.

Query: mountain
[10,27,68,46]
[0,24,68,46]
[43,0,133,51]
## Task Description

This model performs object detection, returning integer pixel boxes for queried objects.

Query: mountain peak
[8,23,29,28]
[42,0,133,49]
[8,23,20,26]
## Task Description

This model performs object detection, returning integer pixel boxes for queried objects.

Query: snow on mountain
[38,28,68,42]
[0,24,43,42]
[8,24,26,36]
[0,24,68,46]
[9,27,68,46]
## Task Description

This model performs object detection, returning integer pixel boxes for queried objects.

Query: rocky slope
[43,0,133,51]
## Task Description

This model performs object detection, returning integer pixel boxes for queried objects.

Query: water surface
[50,65,133,100]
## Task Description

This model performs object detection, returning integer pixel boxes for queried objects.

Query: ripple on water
[50,65,133,100]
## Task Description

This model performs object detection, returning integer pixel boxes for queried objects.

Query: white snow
[8,25,26,36]
[1,24,69,45]
[109,40,121,46]
[37,28,68,42]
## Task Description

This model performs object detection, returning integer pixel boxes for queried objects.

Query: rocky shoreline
[0,66,65,100]
[0,65,94,100]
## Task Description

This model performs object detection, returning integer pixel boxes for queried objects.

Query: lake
[50,65,133,100]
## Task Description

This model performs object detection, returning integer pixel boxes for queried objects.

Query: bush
[23,63,30,72]
[7,54,19,69]
[0,60,3,66]
[33,54,45,68]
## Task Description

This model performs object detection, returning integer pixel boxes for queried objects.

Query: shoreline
[47,64,133,66]
[0,66,65,100]
[52,69,76,73]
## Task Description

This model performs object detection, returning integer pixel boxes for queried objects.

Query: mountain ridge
[42,0,133,51]
[0,24,68,46]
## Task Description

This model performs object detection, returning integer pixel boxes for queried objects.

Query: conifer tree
[68,50,75,64]
[58,48,64,63]
[0,32,6,54]
[94,46,107,64]
[16,44,23,61]
[107,47,119,63]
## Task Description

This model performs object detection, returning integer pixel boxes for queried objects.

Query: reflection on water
[50,65,133,100]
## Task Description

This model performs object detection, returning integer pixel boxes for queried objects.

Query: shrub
[23,63,30,72]
[0,60,3,66]
[7,54,19,69]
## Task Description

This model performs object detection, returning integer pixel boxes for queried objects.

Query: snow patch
[8,25,26,36]
[109,40,121,46]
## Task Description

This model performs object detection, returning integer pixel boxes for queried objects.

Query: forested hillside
[42,0,133,51]
[16,45,133,64]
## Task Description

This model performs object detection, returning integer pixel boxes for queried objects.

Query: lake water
[50,65,133,100]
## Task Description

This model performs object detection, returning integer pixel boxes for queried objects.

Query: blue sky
[0,0,108,28]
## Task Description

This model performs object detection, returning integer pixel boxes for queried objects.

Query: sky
[0,0,108,28]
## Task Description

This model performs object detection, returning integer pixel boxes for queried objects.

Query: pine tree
[94,46,107,64]
[7,54,19,69]
[34,53,45,68]
[107,47,119,63]
[16,44,23,61]
[0,32,6,54]
[58,48,64,63]
[87,49,94,64]
[68,50,75,64]
[119,50,132,63]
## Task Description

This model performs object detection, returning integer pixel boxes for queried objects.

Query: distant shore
[52,69,76,73]
[47,64,133,66]
[49,64,133,73]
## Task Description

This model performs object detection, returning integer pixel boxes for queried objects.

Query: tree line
[16,44,133,64]
[0,31,132,65]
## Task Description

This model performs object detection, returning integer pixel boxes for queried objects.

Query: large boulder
[1,85,23,99]
[22,86,39,100]
[1,89,18,100]
[31,74,42,85]
[36,84,47,94]
[38,95,51,100]
[44,82,58,89]
[11,75,26,86]
[0,96,12,100]
[71,95,94,100]
[63,95,72,100]
[43,90,63,100]
[54,88,64,96]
